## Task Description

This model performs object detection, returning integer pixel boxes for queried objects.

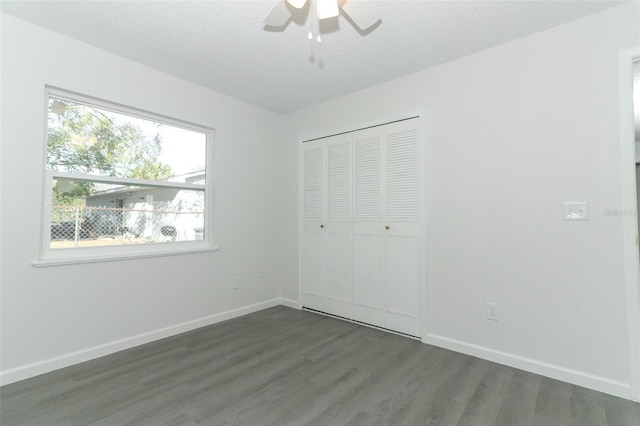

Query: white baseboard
[279,297,301,309]
[424,333,634,401]
[0,298,287,386]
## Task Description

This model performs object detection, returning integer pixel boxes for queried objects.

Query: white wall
[280,3,640,399]
[0,14,284,383]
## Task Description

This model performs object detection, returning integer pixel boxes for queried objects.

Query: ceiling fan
[264,0,380,33]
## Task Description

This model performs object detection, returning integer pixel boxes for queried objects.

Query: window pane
[50,177,205,249]
[47,97,206,182]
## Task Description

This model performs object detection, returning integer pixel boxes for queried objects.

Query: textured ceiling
[1,0,626,114]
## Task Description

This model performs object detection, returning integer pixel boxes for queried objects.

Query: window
[36,88,216,266]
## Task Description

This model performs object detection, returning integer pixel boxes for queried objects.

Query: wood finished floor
[1,306,639,426]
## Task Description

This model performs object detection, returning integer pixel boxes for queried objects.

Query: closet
[300,117,424,337]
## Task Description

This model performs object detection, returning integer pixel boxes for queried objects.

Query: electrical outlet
[486,302,499,321]
[257,268,264,279]
[233,277,241,290]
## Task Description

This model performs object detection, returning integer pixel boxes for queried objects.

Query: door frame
[619,46,640,401]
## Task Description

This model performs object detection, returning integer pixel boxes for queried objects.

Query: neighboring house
[85,171,205,242]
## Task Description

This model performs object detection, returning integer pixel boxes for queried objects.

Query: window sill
[32,245,220,267]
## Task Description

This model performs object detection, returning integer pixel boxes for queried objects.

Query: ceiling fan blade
[264,0,292,26]
[287,0,307,9]
[340,0,380,31]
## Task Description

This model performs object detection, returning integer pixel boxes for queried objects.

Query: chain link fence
[50,205,204,248]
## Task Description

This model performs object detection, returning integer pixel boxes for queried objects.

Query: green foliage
[129,160,174,180]
[47,99,172,180]
[52,181,90,206]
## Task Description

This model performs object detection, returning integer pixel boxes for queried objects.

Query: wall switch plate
[486,302,499,321]
[564,201,588,221]
[233,277,240,289]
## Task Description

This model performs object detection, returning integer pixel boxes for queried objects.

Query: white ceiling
[1,0,626,114]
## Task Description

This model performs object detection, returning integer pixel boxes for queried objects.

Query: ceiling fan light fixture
[264,0,380,35]
[317,0,339,20]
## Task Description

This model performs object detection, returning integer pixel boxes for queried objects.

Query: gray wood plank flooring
[1,306,639,425]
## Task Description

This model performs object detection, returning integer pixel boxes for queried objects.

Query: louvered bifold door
[383,126,421,336]
[324,139,353,318]
[352,133,386,329]
[301,138,354,317]
[301,117,423,338]
[302,145,325,307]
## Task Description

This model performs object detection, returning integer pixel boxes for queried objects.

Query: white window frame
[34,87,218,267]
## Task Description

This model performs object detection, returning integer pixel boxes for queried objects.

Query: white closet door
[300,118,424,338]
[324,139,353,318]
[352,134,387,328]
[351,124,422,335]
[384,127,421,336]
[301,146,326,311]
